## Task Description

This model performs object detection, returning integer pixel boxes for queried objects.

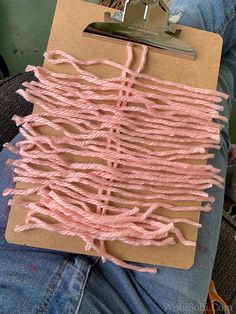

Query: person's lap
[0,0,236,313]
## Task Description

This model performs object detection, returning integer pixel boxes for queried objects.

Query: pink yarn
[4,43,228,273]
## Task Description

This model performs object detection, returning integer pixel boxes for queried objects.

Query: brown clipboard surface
[5,0,223,269]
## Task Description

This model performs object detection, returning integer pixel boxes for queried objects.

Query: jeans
[0,0,236,313]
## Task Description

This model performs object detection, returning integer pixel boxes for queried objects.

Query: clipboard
[5,0,223,269]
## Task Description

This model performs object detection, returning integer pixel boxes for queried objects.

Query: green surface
[0,0,98,75]
[0,0,57,75]
[0,0,236,142]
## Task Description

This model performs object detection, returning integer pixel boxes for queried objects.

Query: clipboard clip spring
[83,0,196,59]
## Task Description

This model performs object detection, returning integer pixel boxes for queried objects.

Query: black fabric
[0,55,9,79]
[0,72,34,151]
[212,212,236,313]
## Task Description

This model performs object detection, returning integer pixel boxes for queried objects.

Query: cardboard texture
[5,0,223,269]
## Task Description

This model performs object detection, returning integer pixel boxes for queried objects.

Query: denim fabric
[0,0,236,313]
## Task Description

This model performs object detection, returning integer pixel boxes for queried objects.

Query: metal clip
[83,0,196,59]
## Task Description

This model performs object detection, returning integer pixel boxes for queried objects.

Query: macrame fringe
[3,43,228,273]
